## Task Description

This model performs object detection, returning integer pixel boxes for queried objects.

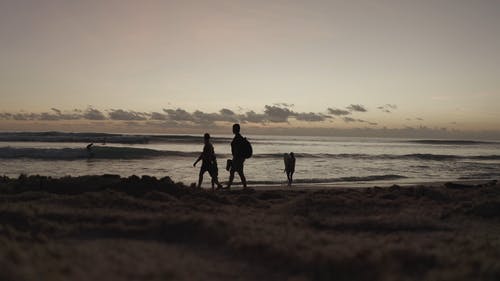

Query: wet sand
[1,175,500,281]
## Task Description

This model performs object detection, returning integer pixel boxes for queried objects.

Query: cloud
[346,104,367,112]
[150,112,168,120]
[163,108,195,122]
[220,108,235,116]
[342,117,377,125]
[83,108,106,120]
[218,108,240,123]
[264,105,294,123]
[0,107,81,121]
[40,112,61,121]
[342,117,357,123]
[327,108,351,116]
[51,108,62,115]
[160,108,242,125]
[405,117,424,122]
[243,110,267,123]
[108,109,148,121]
[192,110,220,125]
[0,109,81,121]
[273,102,294,108]
[161,103,332,125]
[0,105,370,126]
[0,113,12,119]
[12,113,35,120]
[294,112,331,122]
[377,104,397,113]
[49,108,81,120]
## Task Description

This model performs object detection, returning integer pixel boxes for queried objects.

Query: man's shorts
[230,158,245,173]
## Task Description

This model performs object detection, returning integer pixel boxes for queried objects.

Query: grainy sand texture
[1,175,500,281]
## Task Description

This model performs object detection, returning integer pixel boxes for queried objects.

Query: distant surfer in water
[283,152,295,186]
[86,143,94,158]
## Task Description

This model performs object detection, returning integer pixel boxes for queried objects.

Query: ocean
[1,132,499,186]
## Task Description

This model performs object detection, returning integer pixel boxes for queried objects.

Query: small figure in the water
[193,133,222,191]
[86,143,94,158]
[283,152,296,186]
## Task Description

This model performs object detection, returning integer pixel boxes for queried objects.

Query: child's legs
[198,169,206,187]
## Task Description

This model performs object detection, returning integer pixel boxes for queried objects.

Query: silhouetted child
[193,133,222,191]
[284,152,296,186]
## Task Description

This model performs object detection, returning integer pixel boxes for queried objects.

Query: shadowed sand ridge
[1,175,500,281]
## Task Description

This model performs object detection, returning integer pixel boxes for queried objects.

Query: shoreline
[2,173,498,190]
[247,178,499,190]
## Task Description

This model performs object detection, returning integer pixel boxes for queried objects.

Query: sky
[0,0,499,137]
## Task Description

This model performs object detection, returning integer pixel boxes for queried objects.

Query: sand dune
[1,175,499,281]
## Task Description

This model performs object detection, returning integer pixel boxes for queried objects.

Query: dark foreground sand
[1,175,500,281]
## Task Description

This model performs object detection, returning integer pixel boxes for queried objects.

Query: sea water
[0,132,499,186]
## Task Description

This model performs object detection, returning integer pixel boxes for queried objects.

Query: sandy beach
[2,0,500,280]
[1,175,500,281]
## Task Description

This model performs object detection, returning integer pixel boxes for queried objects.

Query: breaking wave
[1,146,500,161]
[0,146,202,160]
[0,132,231,144]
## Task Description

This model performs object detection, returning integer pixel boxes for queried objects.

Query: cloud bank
[346,104,368,112]
[0,104,377,127]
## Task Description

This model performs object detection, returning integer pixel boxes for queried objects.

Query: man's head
[232,123,240,134]
[204,133,210,143]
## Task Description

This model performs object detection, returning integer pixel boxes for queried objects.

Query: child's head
[204,133,210,143]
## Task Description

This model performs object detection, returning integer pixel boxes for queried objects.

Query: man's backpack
[241,138,253,159]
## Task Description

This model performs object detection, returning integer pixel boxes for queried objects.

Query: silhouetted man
[227,124,247,189]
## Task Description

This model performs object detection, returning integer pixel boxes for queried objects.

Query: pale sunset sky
[1,0,499,137]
